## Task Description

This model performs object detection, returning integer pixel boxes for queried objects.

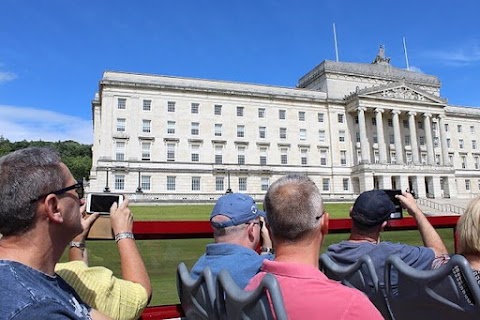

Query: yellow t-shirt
[55,261,148,320]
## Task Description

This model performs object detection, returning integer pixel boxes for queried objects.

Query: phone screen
[88,194,123,214]
[381,189,403,219]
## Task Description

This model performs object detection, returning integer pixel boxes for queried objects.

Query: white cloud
[425,42,480,67]
[0,105,93,144]
[0,71,17,83]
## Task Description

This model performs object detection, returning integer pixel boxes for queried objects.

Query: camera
[381,189,403,220]
[86,193,124,214]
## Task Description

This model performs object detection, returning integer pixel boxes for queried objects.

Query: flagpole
[333,23,339,62]
[403,37,410,70]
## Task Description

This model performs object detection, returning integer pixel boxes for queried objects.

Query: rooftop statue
[372,45,391,65]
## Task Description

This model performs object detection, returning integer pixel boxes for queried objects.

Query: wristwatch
[261,247,274,254]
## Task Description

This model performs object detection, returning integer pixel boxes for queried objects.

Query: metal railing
[417,198,465,215]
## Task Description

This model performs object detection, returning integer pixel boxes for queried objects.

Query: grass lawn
[62,202,456,307]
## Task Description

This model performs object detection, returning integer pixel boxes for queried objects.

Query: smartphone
[86,193,124,214]
[381,189,403,220]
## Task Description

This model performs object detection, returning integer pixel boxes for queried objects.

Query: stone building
[88,48,480,201]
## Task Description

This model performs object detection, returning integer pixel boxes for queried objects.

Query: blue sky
[1,0,480,144]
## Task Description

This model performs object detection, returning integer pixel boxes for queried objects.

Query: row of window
[111,174,349,193]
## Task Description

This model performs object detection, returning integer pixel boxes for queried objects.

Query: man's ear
[380,220,387,231]
[349,206,353,217]
[44,194,64,224]
[320,212,329,236]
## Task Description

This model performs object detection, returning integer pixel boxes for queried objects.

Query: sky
[1,0,480,144]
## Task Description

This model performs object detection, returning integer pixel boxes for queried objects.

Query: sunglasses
[31,180,84,203]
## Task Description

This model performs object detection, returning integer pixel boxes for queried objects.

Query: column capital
[391,109,401,115]
[356,106,367,112]
[408,111,417,117]
[374,108,384,114]
[423,112,432,118]
[438,114,446,119]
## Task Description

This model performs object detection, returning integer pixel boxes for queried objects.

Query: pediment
[347,82,446,104]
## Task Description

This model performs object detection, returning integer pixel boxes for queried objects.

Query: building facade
[89,50,480,201]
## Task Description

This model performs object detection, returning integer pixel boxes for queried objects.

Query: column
[423,113,435,165]
[375,108,388,163]
[408,111,420,164]
[391,109,404,164]
[432,176,442,199]
[357,107,370,163]
[416,175,427,198]
[438,115,449,165]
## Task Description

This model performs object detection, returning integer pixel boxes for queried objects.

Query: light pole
[136,170,143,193]
[103,167,111,192]
[225,170,232,194]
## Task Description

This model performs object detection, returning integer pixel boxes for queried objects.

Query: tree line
[0,137,92,180]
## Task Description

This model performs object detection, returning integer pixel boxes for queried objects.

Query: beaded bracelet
[114,232,135,242]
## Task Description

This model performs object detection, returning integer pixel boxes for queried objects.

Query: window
[406,152,412,165]
[471,126,475,134]
[143,99,151,111]
[237,106,244,116]
[215,146,223,164]
[261,178,269,191]
[354,116,358,124]
[343,178,349,191]
[337,113,344,123]
[475,156,479,170]
[237,125,245,138]
[279,127,287,139]
[141,175,151,191]
[259,147,267,166]
[373,134,378,144]
[318,113,324,122]
[340,150,347,166]
[391,151,397,164]
[404,135,411,146]
[215,177,224,191]
[191,144,200,162]
[237,146,245,165]
[435,154,441,165]
[458,125,462,133]
[238,177,247,191]
[167,121,175,134]
[447,138,451,148]
[374,150,380,164]
[167,101,175,112]
[432,122,437,131]
[259,126,266,139]
[192,177,201,191]
[372,118,377,126]
[357,150,362,164]
[466,179,471,191]
[299,129,307,141]
[116,118,126,132]
[279,109,286,120]
[355,132,360,143]
[449,154,454,165]
[215,124,222,136]
[403,120,409,128]
[419,136,425,145]
[445,123,449,132]
[117,98,126,109]
[473,140,477,150]
[214,104,222,115]
[339,130,345,142]
[301,148,308,165]
[114,175,125,190]
[167,143,175,161]
[418,121,424,130]
[388,118,393,127]
[258,108,265,118]
[141,142,151,161]
[280,148,288,165]
[459,139,464,149]
[298,111,306,121]
[167,176,176,191]
[421,153,427,165]
[390,134,395,144]
[322,178,330,191]
[191,103,199,114]
[191,122,199,135]
[320,149,327,166]
[115,141,125,161]
[318,130,326,142]
[434,137,439,148]
[461,155,467,169]
[142,120,151,133]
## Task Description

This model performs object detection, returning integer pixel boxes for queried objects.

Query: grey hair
[264,174,323,242]
[0,147,65,236]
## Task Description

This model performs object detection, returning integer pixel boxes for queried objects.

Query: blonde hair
[457,196,480,255]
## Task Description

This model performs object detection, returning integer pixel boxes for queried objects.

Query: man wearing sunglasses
[0,147,110,319]
[190,192,273,288]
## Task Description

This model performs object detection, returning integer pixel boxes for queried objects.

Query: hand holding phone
[381,189,403,220]
[86,193,124,214]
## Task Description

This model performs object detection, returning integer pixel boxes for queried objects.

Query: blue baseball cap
[351,190,396,226]
[210,193,266,228]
